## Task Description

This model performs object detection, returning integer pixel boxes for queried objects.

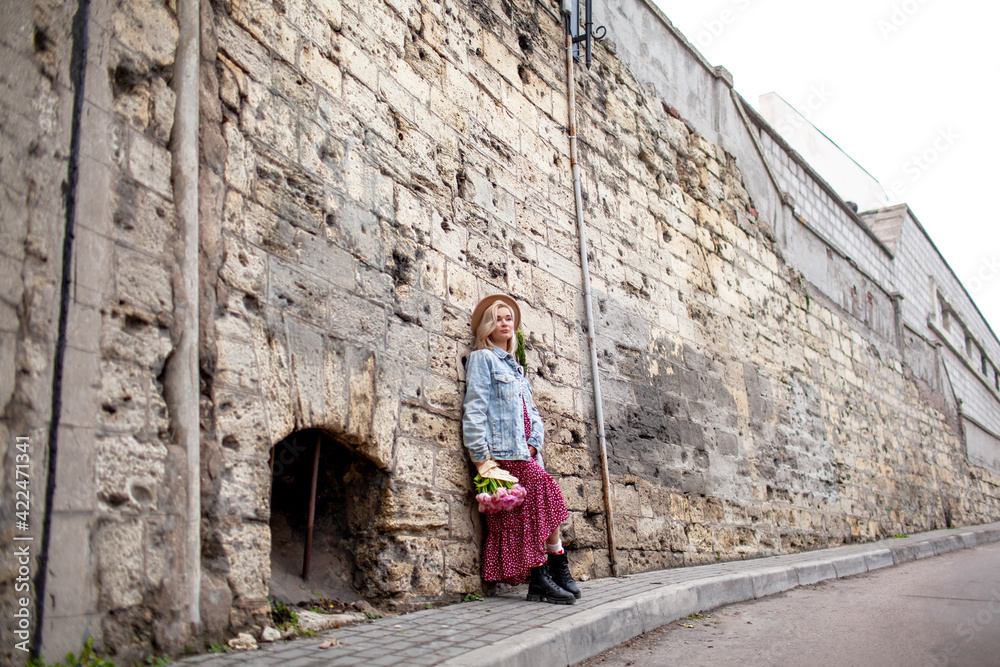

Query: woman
[462,294,581,604]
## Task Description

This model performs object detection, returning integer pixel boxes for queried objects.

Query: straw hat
[470,294,521,332]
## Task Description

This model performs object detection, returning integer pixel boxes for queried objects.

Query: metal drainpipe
[564,14,620,577]
[171,0,201,630]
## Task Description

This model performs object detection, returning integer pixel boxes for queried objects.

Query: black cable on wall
[32,0,91,657]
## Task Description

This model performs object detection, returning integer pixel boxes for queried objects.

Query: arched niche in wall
[268,428,386,607]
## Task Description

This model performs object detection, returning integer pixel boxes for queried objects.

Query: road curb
[441,522,1000,667]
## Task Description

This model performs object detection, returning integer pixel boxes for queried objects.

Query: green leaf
[516,329,527,372]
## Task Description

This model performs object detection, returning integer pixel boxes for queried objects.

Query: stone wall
[2,0,1000,663]
[1,0,83,662]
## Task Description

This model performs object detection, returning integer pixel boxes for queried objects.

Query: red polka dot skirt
[481,458,569,585]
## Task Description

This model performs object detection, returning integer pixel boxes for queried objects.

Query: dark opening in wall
[268,429,386,606]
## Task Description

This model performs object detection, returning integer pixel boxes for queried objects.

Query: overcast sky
[648,0,1000,338]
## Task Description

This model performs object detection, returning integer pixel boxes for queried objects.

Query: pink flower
[476,493,491,504]
[495,487,508,498]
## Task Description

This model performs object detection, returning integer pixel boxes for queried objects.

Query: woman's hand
[473,459,493,476]
[528,445,537,457]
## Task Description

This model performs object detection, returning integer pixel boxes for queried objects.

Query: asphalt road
[577,540,1000,667]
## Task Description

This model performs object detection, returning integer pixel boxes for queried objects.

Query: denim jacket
[462,345,544,462]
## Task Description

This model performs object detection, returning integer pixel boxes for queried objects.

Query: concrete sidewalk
[178,522,1000,667]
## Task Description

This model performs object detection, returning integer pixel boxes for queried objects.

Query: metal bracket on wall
[562,0,606,68]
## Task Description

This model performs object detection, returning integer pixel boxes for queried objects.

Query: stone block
[435,447,474,494]
[321,338,350,434]
[299,39,341,97]
[422,372,464,416]
[313,0,344,32]
[694,572,754,612]
[215,451,271,522]
[345,346,376,442]
[958,532,979,548]
[72,224,114,301]
[392,438,436,483]
[286,322,326,424]
[0,331,16,410]
[556,598,644,666]
[400,404,460,448]
[94,518,145,610]
[215,333,262,392]
[126,132,172,199]
[327,198,385,267]
[750,566,798,598]
[377,483,449,534]
[268,259,330,328]
[481,29,520,88]
[831,554,868,578]
[143,514,187,607]
[115,247,173,318]
[223,119,255,195]
[443,541,482,595]
[213,388,271,456]
[429,333,459,380]
[559,477,587,512]
[343,73,394,143]
[59,346,100,429]
[44,512,98,618]
[97,359,150,433]
[863,549,894,572]
[99,309,173,369]
[219,522,270,599]
[931,535,963,556]
[95,434,167,509]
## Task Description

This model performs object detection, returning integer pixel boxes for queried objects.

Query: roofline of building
[739,98,896,259]
[898,204,1000,350]
[761,91,889,197]
[621,0,997,352]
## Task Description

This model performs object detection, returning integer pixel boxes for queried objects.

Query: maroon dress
[480,400,569,585]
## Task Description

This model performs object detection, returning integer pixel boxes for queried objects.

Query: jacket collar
[489,345,524,373]
[489,344,511,359]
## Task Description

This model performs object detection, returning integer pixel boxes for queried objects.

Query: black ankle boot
[547,552,581,599]
[526,564,575,604]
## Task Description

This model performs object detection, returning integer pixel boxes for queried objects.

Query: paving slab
[175,521,1000,667]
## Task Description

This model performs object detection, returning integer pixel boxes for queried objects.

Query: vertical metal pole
[302,434,321,579]
[565,17,619,577]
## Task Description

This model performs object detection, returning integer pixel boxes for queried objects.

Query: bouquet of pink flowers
[474,477,527,513]
[473,460,527,513]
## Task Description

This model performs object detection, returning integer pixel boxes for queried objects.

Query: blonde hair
[474,300,516,353]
